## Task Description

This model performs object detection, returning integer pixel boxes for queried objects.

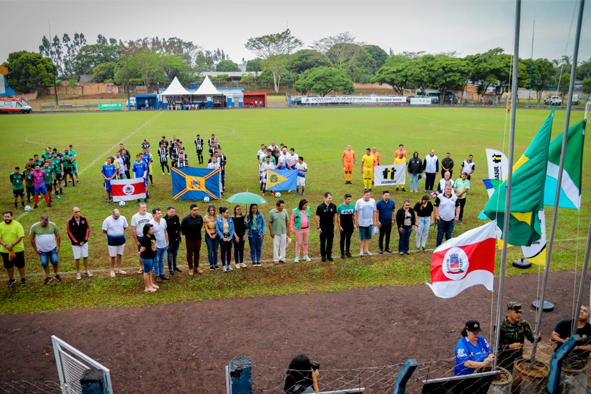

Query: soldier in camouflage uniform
[497,302,536,372]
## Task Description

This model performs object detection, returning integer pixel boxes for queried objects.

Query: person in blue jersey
[101,157,117,206]
[454,320,494,376]
[132,154,149,202]
[142,147,154,186]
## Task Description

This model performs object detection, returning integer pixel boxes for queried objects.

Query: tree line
[2,30,591,102]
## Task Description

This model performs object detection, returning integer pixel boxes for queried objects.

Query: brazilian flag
[484,110,554,246]
[171,167,221,200]
[266,169,298,191]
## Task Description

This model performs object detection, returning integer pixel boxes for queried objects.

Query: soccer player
[68,145,80,184]
[158,145,170,175]
[207,156,223,193]
[159,136,168,151]
[260,156,274,197]
[372,147,381,166]
[62,148,75,187]
[66,207,92,280]
[295,156,307,195]
[23,164,34,203]
[10,167,25,209]
[141,139,150,150]
[102,157,117,205]
[142,147,154,186]
[41,147,53,162]
[115,151,126,179]
[286,148,299,170]
[31,164,51,208]
[194,134,204,164]
[208,134,216,150]
[51,151,63,197]
[33,154,43,169]
[132,154,149,202]
[42,161,54,203]
[394,151,408,192]
[342,145,356,184]
[361,148,376,190]
[176,150,189,168]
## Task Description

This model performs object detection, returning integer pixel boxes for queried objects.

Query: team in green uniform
[62,148,75,187]
[42,162,54,202]
[23,165,34,203]
[51,152,63,196]
[9,167,25,209]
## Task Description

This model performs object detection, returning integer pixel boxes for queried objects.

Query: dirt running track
[0,270,588,393]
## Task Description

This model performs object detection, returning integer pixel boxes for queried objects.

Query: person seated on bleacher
[283,354,319,394]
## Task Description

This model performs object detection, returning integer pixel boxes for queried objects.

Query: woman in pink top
[290,199,311,263]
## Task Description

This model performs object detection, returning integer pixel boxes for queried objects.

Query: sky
[2,0,591,65]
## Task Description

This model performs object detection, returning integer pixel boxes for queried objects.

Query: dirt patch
[0,270,586,393]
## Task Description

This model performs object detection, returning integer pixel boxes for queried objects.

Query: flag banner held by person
[111,179,146,202]
[374,164,407,186]
[544,119,586,210]
[266,169,298,191]
[483,110,554,246]
[171,166,221,201]
[485,148,509,181]
[427,221,497,299]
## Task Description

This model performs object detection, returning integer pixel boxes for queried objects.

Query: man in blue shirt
[101,157,117,206]
[132,154,149,202]
[142,148,153,186]
[376,191,396,254]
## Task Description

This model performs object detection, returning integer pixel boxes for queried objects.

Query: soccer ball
[275,192,281,198]
[119,201,126,207]
[24,205,31,212]
[203,197,210,203]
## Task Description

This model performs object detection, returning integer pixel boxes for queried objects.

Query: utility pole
[48,19,58,106]
[120,45,131,110]
[528,20,535,108]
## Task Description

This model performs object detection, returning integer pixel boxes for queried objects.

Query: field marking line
[15,112,163,221]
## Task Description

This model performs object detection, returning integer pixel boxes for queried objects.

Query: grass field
[0,106,588,314]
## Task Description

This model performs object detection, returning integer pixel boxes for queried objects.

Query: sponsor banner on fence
[99,103,123,110]
[410,97,432,105]
[374,163,407,186]
[301,96,407,104]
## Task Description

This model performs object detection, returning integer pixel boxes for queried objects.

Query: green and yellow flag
[484,110,554,246]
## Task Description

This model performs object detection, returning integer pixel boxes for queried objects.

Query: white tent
[161,77,191,96]
[192,76,223,96]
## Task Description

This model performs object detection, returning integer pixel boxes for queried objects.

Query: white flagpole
[493,0,521,369]
[531,0,586,358]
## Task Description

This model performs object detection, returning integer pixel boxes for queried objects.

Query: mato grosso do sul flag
[427,221,497,299]
[111,178,146,201]
[544,119,586,210]
[171,167,221,201]
[483,110,554,246]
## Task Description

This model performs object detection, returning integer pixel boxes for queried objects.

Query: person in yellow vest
[393,151,408,192]
[361,148,376,190]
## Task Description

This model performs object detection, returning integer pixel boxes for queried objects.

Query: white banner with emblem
[301,96,407,104]
[374,163,407,186]
[410,97,432,105]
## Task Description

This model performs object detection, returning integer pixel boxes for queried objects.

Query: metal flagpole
[531,0,585,358]
[493,0,521,370]
[528,21,535,108]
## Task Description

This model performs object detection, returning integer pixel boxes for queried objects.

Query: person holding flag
[102,157,117,206]
[434,185,460,247]
[132,154,149,202]
[360,148,376,191]
[142,147,154,186]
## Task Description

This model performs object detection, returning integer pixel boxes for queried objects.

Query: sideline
[15,112,164,221]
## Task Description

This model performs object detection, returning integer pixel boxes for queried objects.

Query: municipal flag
[266,169,298,191]
[374,164,407,186]
[484,110,554,246]
[485,148,509,181]
[544,120,586,209]
[171,166,221,201]
[111,179,146,201]
[427,221,497,299]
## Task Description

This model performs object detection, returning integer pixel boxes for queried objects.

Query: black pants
[125,170,131,179]
[197,150,203,164]
[340,227,353,254]
[379,223,392,251]
[320,227,334,258]
[161,162,169,173]
[425,173,436,191]
[458,198,466,220]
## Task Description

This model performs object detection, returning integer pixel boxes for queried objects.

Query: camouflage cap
[507,301,522,312]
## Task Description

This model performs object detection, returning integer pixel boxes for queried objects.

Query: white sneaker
[162,172,165,175]
[235,264,241,269]
[240,263,247,268]
[223,266,227,273]
[85,271,93,277]
[227,265,233,271]
[76,272,81,280]
[359,252,364,257]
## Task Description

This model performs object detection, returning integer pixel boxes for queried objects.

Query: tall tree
[464,48,505,95]
[559,73,571,97]
[2,51,53,92]
[410,54,471,103]
[91,61,117,82]
[73,44,120,76]
[245,58,263,73]
[294,67,354,96]
[363,45,388,70]
[311,32,364,67]
[216,60,241,72]
[245,29,303,93]
[290,49,330,74]
[582,77,591,103]
[371,55,414,96]
[530,58,555,104]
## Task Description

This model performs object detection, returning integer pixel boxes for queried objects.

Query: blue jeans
[119,173,126,180]
[220,240,232,266]
[167,240,180,270]
[140,257,154,274]
[154,247,166,276]
[416,216,431,248]
[234,238,245,264]
[398,226,413,253]
[436,220,455,247]
[410,173,420,191]
[249,231,263,263]
[39,247,59,267]
[205,236,219,267]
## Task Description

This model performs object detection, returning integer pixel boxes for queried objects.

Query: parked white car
[544,95,563,105]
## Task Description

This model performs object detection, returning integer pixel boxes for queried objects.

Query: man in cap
[497,302,536,372]
[551,305,591,369]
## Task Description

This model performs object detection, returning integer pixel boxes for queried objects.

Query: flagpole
[493,0,521,370]
[531,0,585,358]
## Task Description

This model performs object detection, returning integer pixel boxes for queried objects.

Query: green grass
[0,107,588,314]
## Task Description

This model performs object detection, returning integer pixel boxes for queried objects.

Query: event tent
[161,77,191,96]
[191,76,226,108]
